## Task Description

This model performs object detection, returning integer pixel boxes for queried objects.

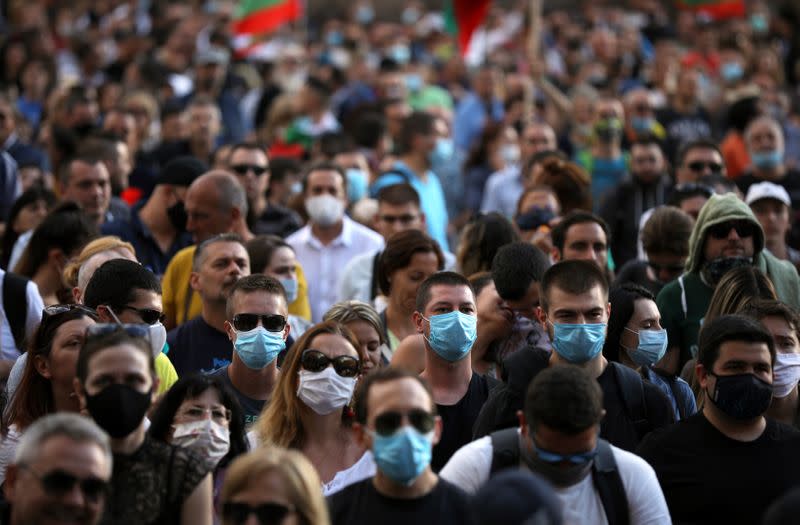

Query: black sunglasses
[222,502,294,525]
[647,261,685,274]
[300,349,360,378]
[231,164,268,177]
[232,313,287,332]
[374,408,436,437]
[85,323,151,342]
[686,161,723,173]
[21,465,109,503]
[707,220,755,240]
[121,305,165,326]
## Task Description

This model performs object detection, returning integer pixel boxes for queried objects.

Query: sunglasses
[231,164,268,177]
[21,465,109,503]
[42,304,97,328]
[222,502,294,525]
[686,161,723,173]
[85,323,151,342]
[121,305,165,326]
[647,261,685,274]
[374,409,435,437]
[379,213,418,225]
[300,349,360,378]
[707,220,755,239]
[232,313,287,332]
[532,441,597,465]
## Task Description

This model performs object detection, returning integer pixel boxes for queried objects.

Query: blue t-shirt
[167,316,232,375]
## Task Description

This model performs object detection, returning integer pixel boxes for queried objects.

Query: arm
[438,436,493,495]
[616,450,671,525]
[180,473,213,525]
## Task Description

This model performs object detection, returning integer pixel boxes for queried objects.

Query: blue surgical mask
[346,168,369,203]
[721,62,744,83]
[405,73,423,93]
[623,327,667,368]
[551,322,606,364]
[370,427,432,485]
[429,138,454,165]
[631,116,654,134]
[280,277,299,303]
[388,44,411,65]
[751,150,783,170]
[234,327,285,369]
[424,311,477,362]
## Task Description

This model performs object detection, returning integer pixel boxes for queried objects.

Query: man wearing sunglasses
[4,413,113,525]
[226,143,271,228]
[441,366,669,524]
[674,139,726,185]
[329,368,472,524]
[656,193,800,376]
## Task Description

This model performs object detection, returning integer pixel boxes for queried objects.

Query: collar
[303,216,354,248]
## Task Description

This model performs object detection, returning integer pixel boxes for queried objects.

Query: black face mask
[85,383,152,439]
[707,372,773,421]
[702,256,753,286]
[166,200,188,232]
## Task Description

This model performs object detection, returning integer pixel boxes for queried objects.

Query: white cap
[745,181,791,207]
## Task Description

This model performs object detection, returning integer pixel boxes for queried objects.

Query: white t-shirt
[440,433,671,525]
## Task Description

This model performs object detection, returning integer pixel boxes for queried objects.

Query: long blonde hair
[62,236,136,289]
[256,322,360,448]
[221,447,330,525]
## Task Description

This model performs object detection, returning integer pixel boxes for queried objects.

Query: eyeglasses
[374,409,436,437]
[232,313,287,332]
[686,161,723,173]
[379,213,419,225]
[707,220,756,239]
[647,261,685,274]
[222,502,295,525]
[85,323,151,342]
[300,349,360,378]
[121,306,165,326]
[230,164,268,177]
[20,465,109,503]
[531,440,597,465]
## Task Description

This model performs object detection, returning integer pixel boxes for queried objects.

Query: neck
[189,138,212,161]
[140,198,176,237]
[767,386,799,425]
[591,142,621,158]
[310,221,344,245]
[111,421,146,455]
[400,153,429,176]
[201,301,229,332]
[372,469,438,499]
[300,408,345,446]
[550,352,607,378]
[52,385,80,414]
[227,356,278,400]
[385,303,416,334]
[231,219,254,242]
[470,331,495,372]
[251,195,267,218]
[703,402,766,442]
[420,349,473,392]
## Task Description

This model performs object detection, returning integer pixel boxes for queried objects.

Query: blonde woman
[323,300,387,372]
[62,235,137,303]
[256,322,375,495]
[220,447,330,525]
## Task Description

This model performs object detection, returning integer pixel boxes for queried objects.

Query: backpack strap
[370,251,383,301]
[3,272,28,351]
[592,439,630,525]
[610,362,650,440]
[489,427,521,476]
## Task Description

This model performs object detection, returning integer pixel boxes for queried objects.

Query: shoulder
[439,435,493,492]
[166,246,196,268]
[346,218,385,244]
[610,444,659,478]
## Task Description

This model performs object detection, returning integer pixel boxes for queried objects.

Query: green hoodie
[656,193,800,362]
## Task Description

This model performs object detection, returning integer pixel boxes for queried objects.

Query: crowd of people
[1,0,800,523]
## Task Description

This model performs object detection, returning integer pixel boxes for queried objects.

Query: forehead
[70,160,105,180]
[230,148,267,164]
[632,144,662,158]
[684,147,721,163]
[34,435,111,479]
[307,332,358,358]
[546,283,606,311]
[307,169,343,188]
[748,121,781,138]
[202,241,248,264]
[179,388,223,408]
[716,340,772,366]
[87,343,150,376]
[232,289,287,315]
[368,377,433,416]
[378,201,419,214]
[128,289,161,309]
[565,221,606,241]
[427,283,475,306]
[631,298,659,319]
[525,124,554,140]
[186,180,220,204]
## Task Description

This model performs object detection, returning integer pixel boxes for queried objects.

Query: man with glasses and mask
[329,367,472,524]
[3,413,113,525]
[208,274,290,426]
[443,366,669,525]
[674,139,726,185]
[656,193,800,376]
[637,315,800,524]
[167,234,250,375]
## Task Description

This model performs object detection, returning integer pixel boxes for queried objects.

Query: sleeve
[24,280,44,340]
[289,263,311,321]
[161,252,182,330]
[337,257,362,303]
[438,436,493,494]
[155,353,179,394]
[613,448,671,525]
[642,381,675,430]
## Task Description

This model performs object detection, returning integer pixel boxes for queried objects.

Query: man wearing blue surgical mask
[411,272,493,472]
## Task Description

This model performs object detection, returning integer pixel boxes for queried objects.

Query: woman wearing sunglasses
[256,322,375,496]
[75,326,214,524]
[323,300,387,372]
[220,447,329,525]
[0,304,99,484]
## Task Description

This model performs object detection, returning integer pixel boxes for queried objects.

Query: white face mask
[305,195,345,227]
[172,419,230,467]
[149,323,167,357]
[773,353,800,398]
[296,367,357,415]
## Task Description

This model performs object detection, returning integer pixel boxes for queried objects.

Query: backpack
[3,272,28,351]
[490,429,630,525]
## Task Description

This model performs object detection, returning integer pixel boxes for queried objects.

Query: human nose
[727,227,741,240]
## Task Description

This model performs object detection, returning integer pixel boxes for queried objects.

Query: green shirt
[656,272,714,363]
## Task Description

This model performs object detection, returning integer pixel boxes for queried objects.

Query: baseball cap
[157,156,208,187]
[745,181,791,207]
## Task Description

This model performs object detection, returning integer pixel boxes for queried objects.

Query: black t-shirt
[167,317,232,375]
[656,107,713,162]
[327,477,473,525]
[207,365,267,426]
[636,413,800,525]
[432,373,492,472]
[736,168,800,249]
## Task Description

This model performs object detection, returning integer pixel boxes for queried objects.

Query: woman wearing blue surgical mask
[603,283,697,421]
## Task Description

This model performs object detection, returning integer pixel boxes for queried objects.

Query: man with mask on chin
[328,368,472,525]
[656,193,800,376]
[101,156,203,277]
[442,366,670,525]
[287,163,383,322]
[637,315,800,525]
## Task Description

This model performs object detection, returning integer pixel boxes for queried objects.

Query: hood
[685,193,764,274]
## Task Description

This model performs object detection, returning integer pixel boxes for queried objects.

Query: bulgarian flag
[233,0,303,36]
[676,0,745,20]
[444,0,492,55]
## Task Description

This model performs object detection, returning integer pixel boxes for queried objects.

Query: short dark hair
[415,271,474,313]
[268,157,301,184]
[353,367,435,424]
[302,161,346,194]
[76,329,155,385]
[193,233,246,271]
[378,230,444,296]
[245,234,293,274]
[603,283,655,363]
[397,111,434,155]
[524,365,603,434]
[697,314,776,372]
[676,138,721,167]
[540,260,608,314]
[226,274,287,319]
[468,272,495,297]
[550,211,610,254]
[377,183,420,207]
[491,242,551,301]
[227,142,268,163]
[641,206,693,256]
[741,299,800,337]
[59,152,104,186]
[83,259,161,312]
